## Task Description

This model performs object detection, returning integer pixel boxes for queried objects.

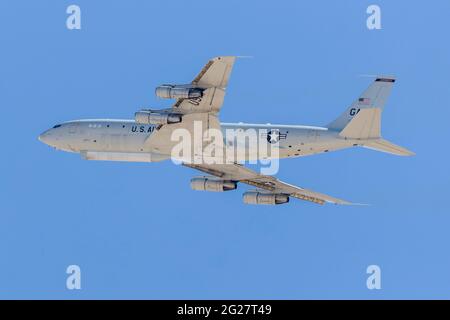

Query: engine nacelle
[190,177,237,192]
[155,85,203,100]
[134,110,182,125]
[242,191,289,205]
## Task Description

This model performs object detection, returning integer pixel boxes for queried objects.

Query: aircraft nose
[38,130,53,146]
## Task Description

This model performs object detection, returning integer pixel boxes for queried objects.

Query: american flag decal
[358,97,371,105]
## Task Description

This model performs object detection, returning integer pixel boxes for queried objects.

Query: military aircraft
[39,56,414,205]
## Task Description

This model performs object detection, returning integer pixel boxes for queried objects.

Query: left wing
[184,163,353,205]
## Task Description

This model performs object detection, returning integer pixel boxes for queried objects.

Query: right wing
[172,56,236,114]
[184,162,353,205]
[144,56,236,153]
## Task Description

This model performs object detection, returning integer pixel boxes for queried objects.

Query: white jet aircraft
[39,56,414,205]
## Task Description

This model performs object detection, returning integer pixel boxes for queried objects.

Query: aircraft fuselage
[39,119,358,161]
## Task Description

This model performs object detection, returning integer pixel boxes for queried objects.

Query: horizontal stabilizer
[363,139,415,156]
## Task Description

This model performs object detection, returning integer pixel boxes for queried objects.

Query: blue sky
[1,0,449,299]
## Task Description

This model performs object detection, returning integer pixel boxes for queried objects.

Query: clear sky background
[1,0,449,299]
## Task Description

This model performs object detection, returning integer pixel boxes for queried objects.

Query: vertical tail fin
[330,76,415,156]
[327,76,395,130]
[338,108,381,139]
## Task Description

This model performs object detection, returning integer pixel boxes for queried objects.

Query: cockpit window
[53,124,62,128]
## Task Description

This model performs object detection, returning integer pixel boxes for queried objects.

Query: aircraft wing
[144,57,235,152]
[184,163,353,205]
[171,56,236,114]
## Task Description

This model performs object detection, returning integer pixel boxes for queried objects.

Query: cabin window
[53,124,62,128]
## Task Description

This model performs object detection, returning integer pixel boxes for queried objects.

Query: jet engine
[190,177,237,192]
[242,191,289,205]
[155,85,204,100]
[134,110,182,125]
